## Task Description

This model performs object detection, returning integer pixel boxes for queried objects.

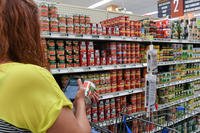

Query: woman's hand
[88,91,99,104]
[73,79,85,110]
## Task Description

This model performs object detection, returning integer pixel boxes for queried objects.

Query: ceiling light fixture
[143,11,158,16]
[88,0,113,9]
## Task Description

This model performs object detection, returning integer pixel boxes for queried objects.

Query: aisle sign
[171,0,184,18]
[184,0,200,13]
[158,0,171,18]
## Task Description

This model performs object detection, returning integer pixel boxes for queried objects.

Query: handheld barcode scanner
[64,77,84,101]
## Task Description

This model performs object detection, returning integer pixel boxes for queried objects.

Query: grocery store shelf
[158,93,200,111]
[157,77,200,89]
[96,111,146,127]
[158,59,200,66]
[99,76,200,100]
[51,59,200,74]
[50,63,145,74]
[152,108,200,133]
[42,34,200,44]
[99,88,145,100]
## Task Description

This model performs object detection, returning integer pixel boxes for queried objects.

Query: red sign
[171,0,184,18]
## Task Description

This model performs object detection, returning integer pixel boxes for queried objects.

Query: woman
[0,0,98,133]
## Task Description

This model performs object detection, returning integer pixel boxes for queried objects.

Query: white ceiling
[59,0,158,15]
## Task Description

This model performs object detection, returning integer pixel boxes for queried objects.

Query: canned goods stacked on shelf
[154,44,200,62]
[59,68,146,95]
[156,80,200,105]
[100,16,142,37]
[86,93,145,123]
[43,39,146,69]
[158,63,200,85]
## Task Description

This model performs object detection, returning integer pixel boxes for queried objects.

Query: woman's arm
[47,106,90,133]
[47,79,91,133]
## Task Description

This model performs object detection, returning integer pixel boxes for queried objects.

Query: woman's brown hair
[0,0,47,67]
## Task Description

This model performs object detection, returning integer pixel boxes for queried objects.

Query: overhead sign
[158,0,200,18]
[184,0,200,13]
[158,0,171,18]
[171,0,184,18]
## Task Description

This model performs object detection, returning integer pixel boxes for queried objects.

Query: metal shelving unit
[157,77,200,89]
[158,93,200,111]
[96,111,146,127]
[98,77,200,100]
[42,34,200,44]
[99,88,144,100]
[51,60,200,75]
[51,63,145,75]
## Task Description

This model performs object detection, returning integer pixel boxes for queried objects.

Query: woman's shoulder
[6,63,54,83]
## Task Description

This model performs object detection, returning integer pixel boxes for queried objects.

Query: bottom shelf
[152,107,200,133]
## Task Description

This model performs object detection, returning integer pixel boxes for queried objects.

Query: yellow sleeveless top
[0,62,72,133]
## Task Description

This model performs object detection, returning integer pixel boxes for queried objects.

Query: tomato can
[49,61,57,69]
[102,26,107,35]
[91,113,98,123]
[49,18,58,33]
[66,24,73,34]
[79,14,85,24]
[110,108,116,118]
[79,52,87,66]
[79,24,86,34]
[74,24,80,34]
[73,14,79,24]
[97,24,102,35]
[47,40,55,47]
[94,50,100,66]
[98,100,104,111]
[85,24,91,35]
[85,15,91,24]
[117,80,124,91]
[98,110,105,122]
[49,4,58,18]
[40,17,49,33]
[91,23,97,35]
[39,2,48,17]
[66,16,73,25]
[58,14,66,24]
[48,47,56,55]
[57,61,65,68]
[111,83,117,92]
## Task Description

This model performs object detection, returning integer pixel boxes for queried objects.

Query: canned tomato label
[39,2,48,17]
[98,110,104,122]
[79,24,85,34]
[110,108,116,118]
[73,14,79,24]
[91,113,98,123]
[57,61,65,68]
[49,18,58,32]
[98,101,104,111]
[74,24,80,34]
[58,14,66,24]
[40,17,49,33]
[49,4,58,18]
[85,24,91,35]
[66,16,73,25]
[85,15,91,24]
[66,24,73,34]
[79,14,85,24]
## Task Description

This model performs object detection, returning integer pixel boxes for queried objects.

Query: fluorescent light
[143,11,158,16]
[88,0,112,9]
